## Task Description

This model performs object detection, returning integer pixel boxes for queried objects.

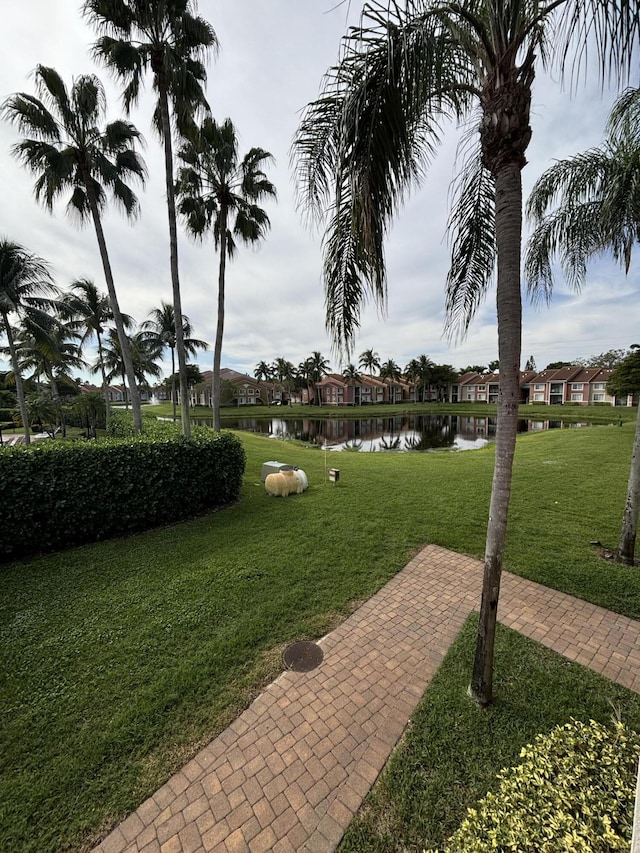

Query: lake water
[193,414,591,452]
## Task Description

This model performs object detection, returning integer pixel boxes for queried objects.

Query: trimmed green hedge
[429,719,640,852]
[0,431,246,561]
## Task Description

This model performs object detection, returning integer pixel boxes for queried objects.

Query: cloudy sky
[1,1,638,382]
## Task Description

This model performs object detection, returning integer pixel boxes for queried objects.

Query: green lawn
[1,420,639,851]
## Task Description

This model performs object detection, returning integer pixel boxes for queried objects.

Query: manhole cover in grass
[282,641,324,672]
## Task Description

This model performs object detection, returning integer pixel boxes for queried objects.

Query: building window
[593,393,605,402]
[571,383,583,391]
[534,393,544,401]
[571,393,582,401]
[478,385,486,391]
[534,384,544,391]
[477,393,486,401]
[593,383,605,390]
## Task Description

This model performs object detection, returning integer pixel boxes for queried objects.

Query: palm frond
[526,85,640,296]
[445,148,496,339]
[1,93,60,141]
[526,149,609,222]
[555,0,640,87]
[293,0,476,352]
[607,86,640,144]
[525,200,606,297]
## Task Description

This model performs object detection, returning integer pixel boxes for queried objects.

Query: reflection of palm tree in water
[380,434,401,451]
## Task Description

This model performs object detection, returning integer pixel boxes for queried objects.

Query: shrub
[428,719,640,852]
[0,430,246,561]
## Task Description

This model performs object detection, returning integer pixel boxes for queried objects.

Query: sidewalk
[92,544,640,853]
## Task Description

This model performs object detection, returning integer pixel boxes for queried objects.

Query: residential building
[526,367,616,405]
[189,368,278,407]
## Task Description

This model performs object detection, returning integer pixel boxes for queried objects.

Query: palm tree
[141,301,207,421]
[342,363,360,382]
[63,278,128,426]
[379,359,402,381]
[416,354,435,402]
[404,358,421,403]
[175,117,276,431]
[101,327,163,404]
[358,348,381,375]
[293,0,639,706]
[379,359,402,403]
[272,357,295,404]
[12,313,84,415]
[3,67,146,433]
[342,362,361,403]
[526,88,640,567]
[0,240,56,444]
[254,360,273,382]
[304,351,330,406]
[86,0,218,438]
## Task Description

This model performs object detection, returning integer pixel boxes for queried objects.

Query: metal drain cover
[282,641,324,672]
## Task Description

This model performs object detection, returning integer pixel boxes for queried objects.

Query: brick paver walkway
[92,544,640,853]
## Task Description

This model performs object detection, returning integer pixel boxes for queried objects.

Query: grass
[1,420,639,851]
[339,615,640,852]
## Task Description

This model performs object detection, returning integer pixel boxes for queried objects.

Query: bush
[0,430,246,561]
[428,719,640,852]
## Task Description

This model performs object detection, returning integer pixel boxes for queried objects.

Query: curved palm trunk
[3,312,30,444]
[158,85,191,438]
[469,163,523,707]
[86,185,142,433]
[212,209,228,432]
[618,402,640,564]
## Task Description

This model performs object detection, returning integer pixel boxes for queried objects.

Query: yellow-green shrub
[428,719,640,852]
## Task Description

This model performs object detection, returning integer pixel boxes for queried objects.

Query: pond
[192,414,591,452]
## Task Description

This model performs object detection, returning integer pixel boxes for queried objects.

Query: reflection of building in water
[456,416,498,439]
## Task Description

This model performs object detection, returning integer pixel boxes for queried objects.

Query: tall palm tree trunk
[212,209,228,432]
[86,185,142,433]
[158,86,191,438]
[3,313,30,444]
[618,402,640,564]
[470,162,523,706]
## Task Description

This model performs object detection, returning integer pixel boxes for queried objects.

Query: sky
[1,0,638,383]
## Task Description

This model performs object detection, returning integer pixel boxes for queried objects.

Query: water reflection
[192,414,591,452]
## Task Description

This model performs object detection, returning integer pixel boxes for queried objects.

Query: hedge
[0,430,246,561]
[428,719,640,852]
